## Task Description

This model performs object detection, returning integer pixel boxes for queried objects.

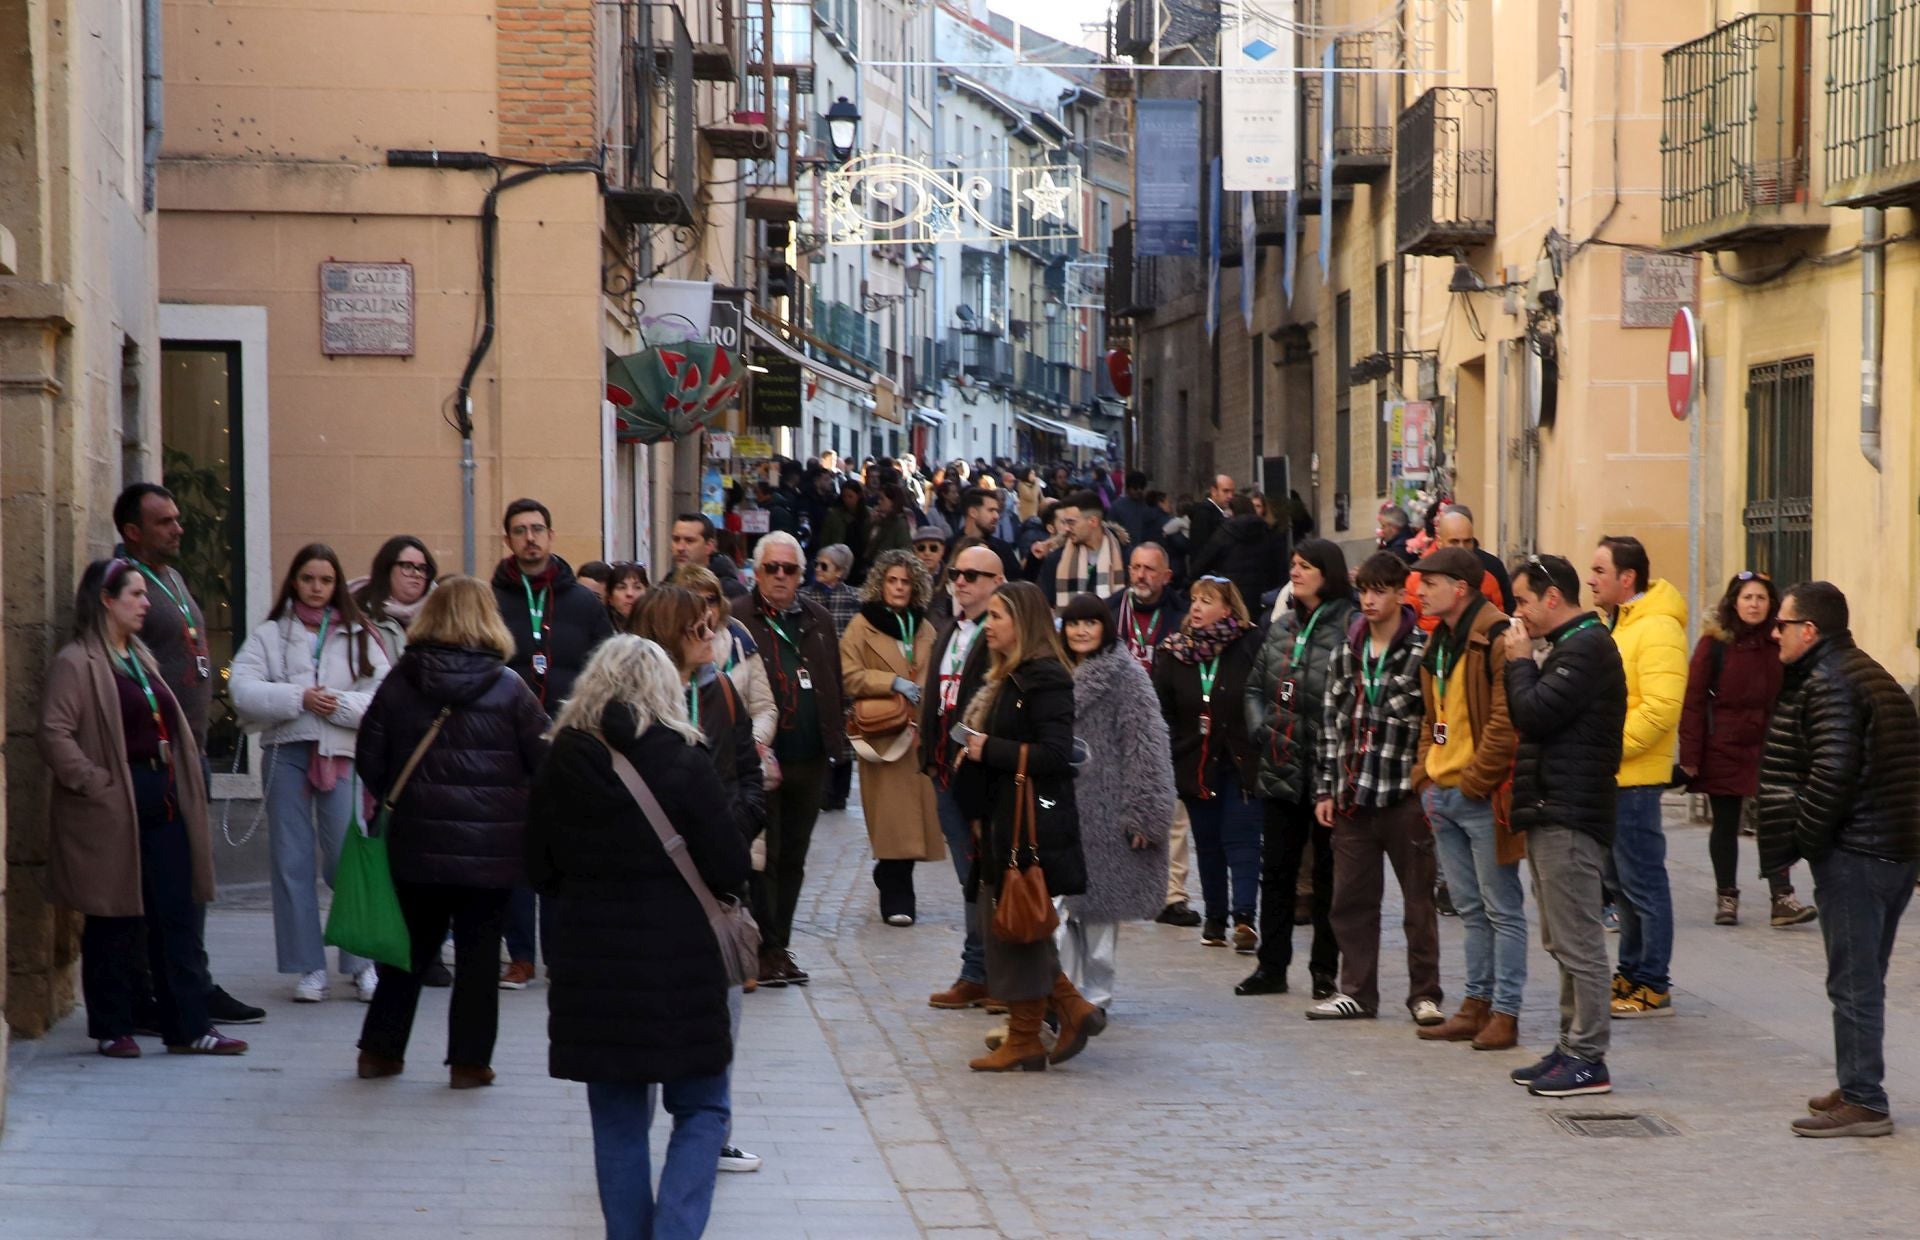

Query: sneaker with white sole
[1305,993,1372,1020]
[354,966,380,1003]
[1527,1054,1611,1097]
[718,1145,763,1172]
[293,969,329,1003]
[1411,999,1445,1027]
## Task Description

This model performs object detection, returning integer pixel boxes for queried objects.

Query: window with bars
[1743,357,1814,587]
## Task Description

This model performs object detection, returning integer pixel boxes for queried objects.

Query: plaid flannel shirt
[802,581,861,636]
[1316,621,1429,809]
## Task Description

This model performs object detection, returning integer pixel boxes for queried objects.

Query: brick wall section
[497,0,598,161]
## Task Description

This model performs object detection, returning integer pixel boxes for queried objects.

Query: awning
[745,318,874,397]
[912,406,948,425]
[1017,411,1107,451]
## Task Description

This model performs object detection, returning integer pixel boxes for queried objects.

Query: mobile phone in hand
[949,721,977,746]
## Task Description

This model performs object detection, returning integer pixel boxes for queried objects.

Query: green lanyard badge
[688,682,701,730]
[117,648,173,768]
[523,577,550,677]
[311,610,331,685]
[133,562,210,681]
[1361,637,1390,705]
[1279,604,1326,704]
[1197,655,1220,735]
[896,610,918,665]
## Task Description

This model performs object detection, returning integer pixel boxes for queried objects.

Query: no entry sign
[1667,307,1700,420]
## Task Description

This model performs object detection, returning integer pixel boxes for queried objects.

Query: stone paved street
[6,793,1920,1238]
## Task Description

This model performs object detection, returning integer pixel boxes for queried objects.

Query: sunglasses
[915,543,947,553]
[948,567,1001,584]
[759,562,802,577]
[1773,618,1813,632]
[814,560,836,571]
[1735,570,1772,583]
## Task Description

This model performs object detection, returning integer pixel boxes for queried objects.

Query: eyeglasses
[760,562,802,577]
[1736,570,1772,583]
[1773,618,1813,632]
[948,567,1001,584]
[394,561,430,578]
[508,523,549,539]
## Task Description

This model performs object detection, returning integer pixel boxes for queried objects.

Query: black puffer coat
[490,555,615,712]
[1756,632,1920,872]
[357,642,548,888]
[1190,514,1284,616]
[1504,616,1627,843]
[527,706,751,1085]
[956,658,1087,900]
[1245,597,1357,804]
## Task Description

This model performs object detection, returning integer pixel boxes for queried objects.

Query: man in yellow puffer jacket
[1589,536,1688,1019]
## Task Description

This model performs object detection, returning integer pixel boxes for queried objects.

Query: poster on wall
[1221,0,1297,191]
[1134,100,1202,257]
[1386,399,1434,509]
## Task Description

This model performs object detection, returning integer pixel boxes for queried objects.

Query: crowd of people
[35,460,1920,1237]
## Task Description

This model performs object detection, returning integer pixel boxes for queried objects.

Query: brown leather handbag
[991,743,1059,945]
[848,693,915,738]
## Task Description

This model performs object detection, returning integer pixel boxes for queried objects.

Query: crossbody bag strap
[382,706,452,811]
[597,736,726,923]
[1013,741,1036,853]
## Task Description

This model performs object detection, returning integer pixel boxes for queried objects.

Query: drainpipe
[142,0,162,211]
[1861,206,1885,471]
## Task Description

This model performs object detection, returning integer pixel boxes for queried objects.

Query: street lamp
[825,96,861,164]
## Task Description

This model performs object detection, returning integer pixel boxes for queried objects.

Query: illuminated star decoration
[1023,170,1071,222]
[924,201,961,239]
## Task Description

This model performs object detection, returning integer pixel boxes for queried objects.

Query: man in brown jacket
[1410,547,1527,1049]
[732,531,851,987]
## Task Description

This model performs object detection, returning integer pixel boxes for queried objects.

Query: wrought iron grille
[1660,13,1816,249]
[1333,30,1398,179]
[1395,87,1497,255]
[1825,0,1920,204]
[1743,356,1814,587]
[619,4,696,221]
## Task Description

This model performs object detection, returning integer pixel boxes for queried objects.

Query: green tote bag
[324,707,451,970]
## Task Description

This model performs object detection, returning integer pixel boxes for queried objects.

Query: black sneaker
[206,986,267,1026]
[1310,970,1337,1001]
[1527,1055,1611,1097]
[422,960,453,988]
[1234,967,1287,997]
[1156,900,1202,927]
[1510,1047,1566,1087]
[1200,918,1228,946]
[777,951,810,986]
[1435,880,1457,917]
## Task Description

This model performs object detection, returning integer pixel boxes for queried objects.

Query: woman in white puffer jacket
[231,543,390,1004]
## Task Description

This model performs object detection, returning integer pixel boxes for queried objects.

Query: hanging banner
[1135,100,1202,257]
[1240,191,1256,328]
[1222,0,1297,192]
[1205,157,1221,342]
[635,278,714,343]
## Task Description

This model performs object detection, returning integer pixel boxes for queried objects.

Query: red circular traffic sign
[1667,307,1699,420]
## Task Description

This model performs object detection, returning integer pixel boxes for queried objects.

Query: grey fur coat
[1064,645,1176,921]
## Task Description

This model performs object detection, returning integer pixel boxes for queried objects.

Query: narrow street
[5,795,1918,1238]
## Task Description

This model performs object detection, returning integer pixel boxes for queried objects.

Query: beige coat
[840,611,944,862]
[37,635,214,917]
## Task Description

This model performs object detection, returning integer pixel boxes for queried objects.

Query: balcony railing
[1661,12,1824,251]
[1824,0,1920,206]
[962,336,1015,386]
[608,4,696,225]
[1395,87,1496,256]
[1333,30,1398,182]
[1295,75,1353,214]
[806,292,882,370]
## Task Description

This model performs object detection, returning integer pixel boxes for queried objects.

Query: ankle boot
[1418,995,1491,1042]
[1715,887,1739,925]
[1048,972,1108,1065]
[970,1000,1049,1071]
[1471,1010,1519,1051]
[357,1050,404,1079]
[449,1064,496,1089]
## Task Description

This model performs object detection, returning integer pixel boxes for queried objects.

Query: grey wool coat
[1063,645,1176,921]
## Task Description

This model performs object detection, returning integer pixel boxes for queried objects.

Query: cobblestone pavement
[6,792,1920,1239]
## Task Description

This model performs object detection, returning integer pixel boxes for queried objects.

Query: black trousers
[754,756,828,951]
[1708,794,1790,895]
[358,882,510,1068]
[83,767,210,1045]
[826,757,854,808]
[1256,796,1339,980]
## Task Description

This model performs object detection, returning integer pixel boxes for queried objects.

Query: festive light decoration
[821,153,1085,247]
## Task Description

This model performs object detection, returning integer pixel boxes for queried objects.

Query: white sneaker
[718,1145,762,1173]
[1411,999,1446,1027]
[354,967,379,1003]
[293,969,330,1003]
[1304,993,1370,1020]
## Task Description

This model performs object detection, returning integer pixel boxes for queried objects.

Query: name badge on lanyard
[532,652,549,678]
[1279,678,1296,704]
[797,667,813,692]
[1360,724,1377,754]
[1432,721,1449,746]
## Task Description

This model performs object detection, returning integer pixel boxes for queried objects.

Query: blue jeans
[1610,785,1674,992]
[1422,784,1527,1015]
[265,742,366,976]
[1810,849,1919,1113]
[1183,770,1262,921]
[587,1074,730,1240]
[935,786,985,985]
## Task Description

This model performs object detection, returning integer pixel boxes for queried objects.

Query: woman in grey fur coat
[1058,593,1176,1010]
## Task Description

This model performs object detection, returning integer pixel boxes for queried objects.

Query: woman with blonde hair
[353,576,547,1085]
[954,581,1097,1071]
[528,636,751,1238]
[840,549,944,926]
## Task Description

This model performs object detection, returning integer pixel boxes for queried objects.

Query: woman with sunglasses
[663,566,776,757]
[39,559,245,1058]
[1677,570,1816,928]
[354,535,438,663]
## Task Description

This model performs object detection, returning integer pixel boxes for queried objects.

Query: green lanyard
[1198,655,1221,705]
[1434,641,1453,704]
[1131,602,1162,652]
[310,611,331,684]
[132,562,202,648]
[896,610,918,664]
[1290,604,1327,668]
[1361,636,1391,705]
[764,611,801,653]
[522,577,550,647]
[116,647,172,766]
[687,682,701,730]
[1556,615,1603,644]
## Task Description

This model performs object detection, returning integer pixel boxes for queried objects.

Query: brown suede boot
[1048,973,1108,1065]
[1471,1010,1519,1051]
[357,1051,404,1079]
[969,1000,1049,1072]
[928,979,990,1009]
[1417,995,1490,1042]
[449,1065,496,1089]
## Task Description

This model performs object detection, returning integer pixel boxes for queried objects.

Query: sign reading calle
[320,262,414,356]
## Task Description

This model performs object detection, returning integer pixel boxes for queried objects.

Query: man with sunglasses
[732,532,849,987]
[1758,582,1920,1137]
[912,526,955,625]
[920,546,1005,1010]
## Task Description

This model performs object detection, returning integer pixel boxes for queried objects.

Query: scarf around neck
[293,601,339,628]
[1161,615,1249,665]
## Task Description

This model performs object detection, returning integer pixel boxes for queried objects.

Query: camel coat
[38,635,215,917]
[840,607,945,862]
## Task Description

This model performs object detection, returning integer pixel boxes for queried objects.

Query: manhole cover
[1548,1111,1680,1138]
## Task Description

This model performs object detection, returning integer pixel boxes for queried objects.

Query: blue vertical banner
[1135,100,1203,257]
[1283,176,1300,304]
[1319,42,1334,278]
[1241,191,1256,328]
[1205,156,1221,342]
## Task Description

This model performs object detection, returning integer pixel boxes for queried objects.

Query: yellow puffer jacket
[1610,577,1689,787]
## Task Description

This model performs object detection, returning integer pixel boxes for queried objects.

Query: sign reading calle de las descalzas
[320,261,415,356]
